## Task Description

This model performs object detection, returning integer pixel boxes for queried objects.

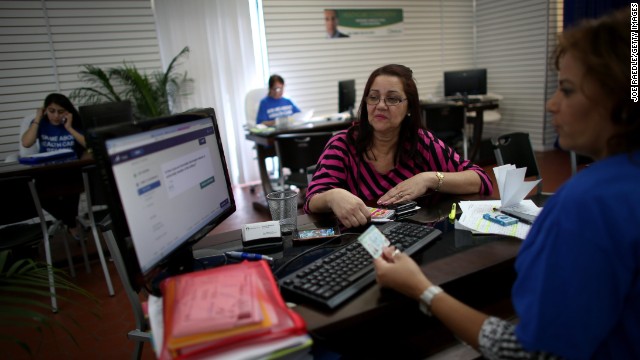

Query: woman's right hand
[326,188,371,228]
[35,107,44,122]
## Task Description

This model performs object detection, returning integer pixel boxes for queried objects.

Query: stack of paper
[152,261,311,359]
[493,164,540,208]
[454,164,543,240]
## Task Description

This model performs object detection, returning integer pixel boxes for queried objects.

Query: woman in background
[22,93,86,239]
[256,74,301,126]
[304,64,492,228]
[374,7,639,359]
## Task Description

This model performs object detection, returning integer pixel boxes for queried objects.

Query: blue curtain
[564,0,633,29]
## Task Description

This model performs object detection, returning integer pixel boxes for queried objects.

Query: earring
[407,113,411,117]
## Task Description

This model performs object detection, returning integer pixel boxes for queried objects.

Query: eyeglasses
[272,87,283,92]
[365,95,407,106]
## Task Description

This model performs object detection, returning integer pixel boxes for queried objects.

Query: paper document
[456,200,533,240]
[493,164,541,208]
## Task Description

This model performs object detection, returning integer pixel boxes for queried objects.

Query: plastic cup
[266,190,298,234]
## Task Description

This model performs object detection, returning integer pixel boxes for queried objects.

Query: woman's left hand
[377,173,429,206]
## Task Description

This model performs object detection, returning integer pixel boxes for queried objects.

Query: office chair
[492,132,547,197]
[273,132,333,189]
[244,88,267,129]
[0,176,78,312]
[423,103,468,159]
[81,164,115,296]
[99,216,151,360]
[4,114,40,163]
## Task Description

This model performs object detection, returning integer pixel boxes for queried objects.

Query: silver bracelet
[419,285,443,316]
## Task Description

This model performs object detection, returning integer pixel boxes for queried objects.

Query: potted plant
[0,250,98,357]
[70,46,192,120]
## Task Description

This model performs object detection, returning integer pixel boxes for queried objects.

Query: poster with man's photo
[324,8,404,39]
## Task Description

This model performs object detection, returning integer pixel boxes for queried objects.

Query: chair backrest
[423,103,467,157]
[492,132,543,194]
[423,103,466,133]
[245,88,267,128]
[274,132,333,188]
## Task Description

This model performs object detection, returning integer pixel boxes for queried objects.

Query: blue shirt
[256,96,300,124]
[513,151,640,359]
[37,118,83,155]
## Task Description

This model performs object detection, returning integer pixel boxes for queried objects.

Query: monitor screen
[89,109,235,287]
[79,101,133,150]
[338,79,356,114]
[443,69,487,97]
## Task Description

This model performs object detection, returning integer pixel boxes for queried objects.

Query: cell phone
[385,200,417,213]
[292,226,340,244]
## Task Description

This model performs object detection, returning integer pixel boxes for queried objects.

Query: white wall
[262,0,561,151]
[0,0,561,161]
[0,0,162,160]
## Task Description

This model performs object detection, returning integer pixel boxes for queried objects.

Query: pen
[449,202,457,220]
[225,251,274,262]
[498,209,533,225]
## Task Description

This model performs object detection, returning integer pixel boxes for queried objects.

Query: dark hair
[268,74,285,89]
[42,93,84,155]
[348,64,424,163]
[554,6,639,155]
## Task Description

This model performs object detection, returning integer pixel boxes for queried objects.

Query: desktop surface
[193,193,522,357]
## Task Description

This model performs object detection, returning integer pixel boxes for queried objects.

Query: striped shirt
[304,129,493,212]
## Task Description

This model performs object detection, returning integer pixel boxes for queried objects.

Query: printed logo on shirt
[266,105,294,120]
[41,133,74,151]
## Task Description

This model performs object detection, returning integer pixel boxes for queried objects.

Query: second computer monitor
[338,79,356,115]
[443,69,487,97]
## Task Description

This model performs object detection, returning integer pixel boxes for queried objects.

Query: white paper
[457,200,532,240]
[148,294,164,357]
[493,164,541,208]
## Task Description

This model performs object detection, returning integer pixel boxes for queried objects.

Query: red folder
[159,260,307,359]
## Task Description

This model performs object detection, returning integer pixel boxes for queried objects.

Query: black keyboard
[278,221,441,310]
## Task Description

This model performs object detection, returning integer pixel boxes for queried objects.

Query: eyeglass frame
[365,94,408,106]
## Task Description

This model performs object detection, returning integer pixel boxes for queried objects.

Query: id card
[357,225,390,258]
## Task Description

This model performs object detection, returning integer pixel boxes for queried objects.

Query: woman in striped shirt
[304,64,493,228]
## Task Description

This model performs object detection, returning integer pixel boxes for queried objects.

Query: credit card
[357,225,390,258]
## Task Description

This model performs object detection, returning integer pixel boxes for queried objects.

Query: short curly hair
[554,6,639,155]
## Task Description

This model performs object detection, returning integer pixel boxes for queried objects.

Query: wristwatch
[419,285,443,316]
[434,171,444,192]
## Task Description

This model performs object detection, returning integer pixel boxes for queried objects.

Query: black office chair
[492,132,548,198]
[423,103,468,159]
[273,132,334,189]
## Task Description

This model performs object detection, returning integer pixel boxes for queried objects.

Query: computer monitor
[88,108,235,290]
[80,101,134,150]
[79,100,133,129]
[338,79,356,116]
[443,68,487,97]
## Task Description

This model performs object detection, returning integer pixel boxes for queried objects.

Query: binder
[158,260,309,359]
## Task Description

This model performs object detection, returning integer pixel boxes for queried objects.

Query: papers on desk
[454,164,542,240]
[150,260,311,359]
[456,200,539,240]
[18,148,76,164]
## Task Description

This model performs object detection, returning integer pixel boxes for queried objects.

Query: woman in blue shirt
[22,93,87,240]
[374,6,640,359]
[256,74,301,126]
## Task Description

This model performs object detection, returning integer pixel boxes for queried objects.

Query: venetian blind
[0,0,162,160]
